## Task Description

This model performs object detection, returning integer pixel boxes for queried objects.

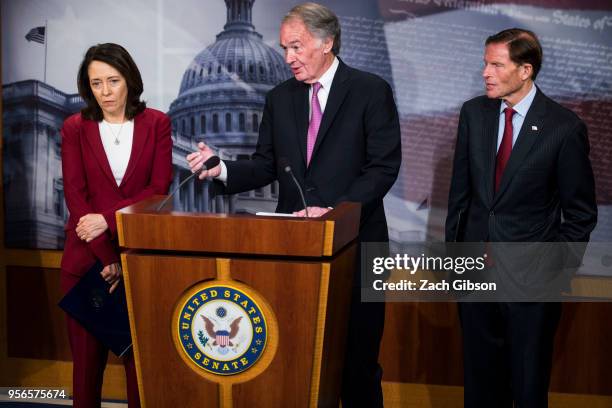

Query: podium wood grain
[118,197,360,407]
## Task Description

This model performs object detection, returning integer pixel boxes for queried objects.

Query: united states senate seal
[174,284,267,376]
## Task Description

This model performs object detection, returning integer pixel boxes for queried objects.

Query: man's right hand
[186,142,222,179]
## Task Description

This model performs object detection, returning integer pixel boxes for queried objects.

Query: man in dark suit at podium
[187,3,401,406]
[445,28,597,407]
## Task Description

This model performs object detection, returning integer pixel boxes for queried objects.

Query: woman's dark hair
[77,43,146,121]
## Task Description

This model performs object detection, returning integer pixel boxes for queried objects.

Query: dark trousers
[62,271,140,408]
[341,284,386,408]
[458,302,562,408]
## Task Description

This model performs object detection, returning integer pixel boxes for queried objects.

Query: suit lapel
[310,60,350,162]
[292,81,309,165]
[120,114,146,188]
[493,89,547,204]
[83,119,120,192]
[483,98,500,206]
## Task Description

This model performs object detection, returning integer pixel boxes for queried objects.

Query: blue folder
[58,262,132,357]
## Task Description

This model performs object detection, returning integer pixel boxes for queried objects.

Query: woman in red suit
[60,43,172,407]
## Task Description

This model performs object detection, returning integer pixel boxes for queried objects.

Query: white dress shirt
[308,56,339,118]
[497,83,537,152]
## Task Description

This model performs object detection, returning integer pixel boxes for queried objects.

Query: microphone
[279,157,309,218]
[156,156,221,212]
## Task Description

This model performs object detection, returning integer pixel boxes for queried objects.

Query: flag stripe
[25,26,45,44]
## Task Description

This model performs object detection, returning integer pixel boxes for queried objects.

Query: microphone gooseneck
[156,156,221,212]
[279,158,309,218]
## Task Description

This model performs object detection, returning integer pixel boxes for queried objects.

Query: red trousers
[62,271,140,408]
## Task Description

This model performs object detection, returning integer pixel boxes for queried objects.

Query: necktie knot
[504,107,516,123]
[312,82,322,96]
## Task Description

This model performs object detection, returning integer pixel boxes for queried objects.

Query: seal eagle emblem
[174,284,267,376]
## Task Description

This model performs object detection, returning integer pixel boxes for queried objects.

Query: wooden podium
[116,196,361,408]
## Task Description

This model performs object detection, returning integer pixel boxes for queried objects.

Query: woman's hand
[101,262,123,293]
[76,214,108,242]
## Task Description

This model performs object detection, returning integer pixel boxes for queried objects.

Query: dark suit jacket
[219,59,402,242]
[445,88,597,245]
[60,108,173,276]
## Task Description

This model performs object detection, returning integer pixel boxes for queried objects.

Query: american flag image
[216,330,230,347]
[25,26,45,44]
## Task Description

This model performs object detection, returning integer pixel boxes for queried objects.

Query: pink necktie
[495,108,516,192]
[306,82,322,166]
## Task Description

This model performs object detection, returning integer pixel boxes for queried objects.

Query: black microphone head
[203,156,220,170]
[278,157,291,173]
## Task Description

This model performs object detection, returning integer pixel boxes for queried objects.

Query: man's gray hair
[283,2,341,55]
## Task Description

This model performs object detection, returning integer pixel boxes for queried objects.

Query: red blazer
[60,108,172,276]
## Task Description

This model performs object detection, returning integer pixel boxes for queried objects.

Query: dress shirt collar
[314,56,339,91]
[500,82,537,118]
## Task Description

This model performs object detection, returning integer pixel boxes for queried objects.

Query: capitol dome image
[168,0,291,214]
